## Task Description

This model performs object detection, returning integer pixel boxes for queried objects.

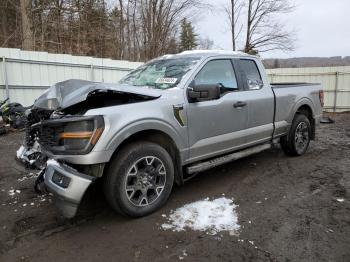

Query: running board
[186,143,272,175]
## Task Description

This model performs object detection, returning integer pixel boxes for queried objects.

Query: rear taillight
[319,90,324,107]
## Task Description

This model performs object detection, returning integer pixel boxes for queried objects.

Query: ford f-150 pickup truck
[19,50,324,218]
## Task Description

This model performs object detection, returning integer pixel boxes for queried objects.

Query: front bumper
[44,161,95,218]
[42,148,113,165]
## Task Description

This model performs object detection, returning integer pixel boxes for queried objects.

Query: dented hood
[34,79,162,110]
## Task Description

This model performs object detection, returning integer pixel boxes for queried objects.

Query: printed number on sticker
[156,78,177,84]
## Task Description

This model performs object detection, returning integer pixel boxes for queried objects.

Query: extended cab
[28,50,323,218]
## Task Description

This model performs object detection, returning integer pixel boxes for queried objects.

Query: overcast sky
[196,0,349,59]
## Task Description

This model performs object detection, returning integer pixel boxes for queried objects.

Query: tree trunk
[119,0,124,59]
[20,0,33,50]
[244,0,252,53]
[231,0,235,51]
[1,6,8,45]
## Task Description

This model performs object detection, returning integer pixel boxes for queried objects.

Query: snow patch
[18,173,39,182]
[8,189,21,196]
[178,250,188,260]
[161,197,240,235]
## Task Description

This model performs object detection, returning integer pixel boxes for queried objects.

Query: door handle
[233,101,247,108]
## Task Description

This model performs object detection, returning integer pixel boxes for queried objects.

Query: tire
[104,141,174,217]
[280,114,311,156]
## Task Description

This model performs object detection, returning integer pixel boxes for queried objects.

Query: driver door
[187,59,249,162]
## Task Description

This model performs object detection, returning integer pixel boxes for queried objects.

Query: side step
[186,143,272,174]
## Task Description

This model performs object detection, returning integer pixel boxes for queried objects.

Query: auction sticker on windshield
[155,78,177,84]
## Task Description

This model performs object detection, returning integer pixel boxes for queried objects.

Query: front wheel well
[296,104,315,139]
[107,130,184,185]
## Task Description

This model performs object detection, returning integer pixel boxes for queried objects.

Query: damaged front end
[16,108,52,170]
[44,159,95,218]
[17,79,161,218]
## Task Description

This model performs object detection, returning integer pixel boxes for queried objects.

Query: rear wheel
[281,114,311,156]
[104,141,174,217]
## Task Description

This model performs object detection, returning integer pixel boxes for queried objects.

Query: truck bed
[271,82,323,139]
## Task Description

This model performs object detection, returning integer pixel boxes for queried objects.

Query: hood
[34,79,162,110]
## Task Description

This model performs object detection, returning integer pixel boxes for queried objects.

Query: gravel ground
[0,113,349,262]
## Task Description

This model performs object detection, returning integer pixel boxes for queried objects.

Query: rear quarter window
[239,59,263,90]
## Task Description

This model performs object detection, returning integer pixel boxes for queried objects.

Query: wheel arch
[106,129,184,185]
[293,101,316,140]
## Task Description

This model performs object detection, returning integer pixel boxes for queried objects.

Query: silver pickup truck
[21,50,323,218]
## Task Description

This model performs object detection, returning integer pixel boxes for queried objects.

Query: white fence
[0,48,349,112]
[0,48,143,106]
[268,66,350,112]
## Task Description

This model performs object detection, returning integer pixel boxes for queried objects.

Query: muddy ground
[0,113,349,262]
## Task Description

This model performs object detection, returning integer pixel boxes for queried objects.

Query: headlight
[40,116,104,155]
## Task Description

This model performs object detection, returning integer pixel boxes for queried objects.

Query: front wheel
[281,114,311,156]
[104,141,174,217]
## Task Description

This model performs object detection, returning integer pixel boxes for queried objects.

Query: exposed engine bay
[16,79,161,185]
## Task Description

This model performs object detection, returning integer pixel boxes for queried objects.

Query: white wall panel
[0,48,142,106]
[267,66,350,112]
[0,48,349,112]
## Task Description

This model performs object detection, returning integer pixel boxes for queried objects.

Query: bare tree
[198,37,214,50]
[0,0,21,48]
[244,0,295,54]
[138,0,206,60]
[20,0,34,50]
[0,0,208,61]
[223,0,243,51]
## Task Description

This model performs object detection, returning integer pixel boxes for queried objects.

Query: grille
[25,125,40,147]
[40,125,64,148]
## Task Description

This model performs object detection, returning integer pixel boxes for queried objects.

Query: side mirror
[187,81,221,102]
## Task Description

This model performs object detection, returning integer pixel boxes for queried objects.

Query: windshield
[119,57,201,89]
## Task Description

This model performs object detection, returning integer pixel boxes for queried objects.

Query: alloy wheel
[294,121,310,154]
[125,156,166,207]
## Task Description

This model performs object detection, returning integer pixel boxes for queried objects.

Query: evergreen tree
[180,18,198,51]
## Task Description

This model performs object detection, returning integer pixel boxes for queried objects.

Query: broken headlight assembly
[40,116,104,155]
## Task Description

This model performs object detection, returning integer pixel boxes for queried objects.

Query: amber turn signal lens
[59,128,103,145]
[91,127,104,145]
[59,131,93,139]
